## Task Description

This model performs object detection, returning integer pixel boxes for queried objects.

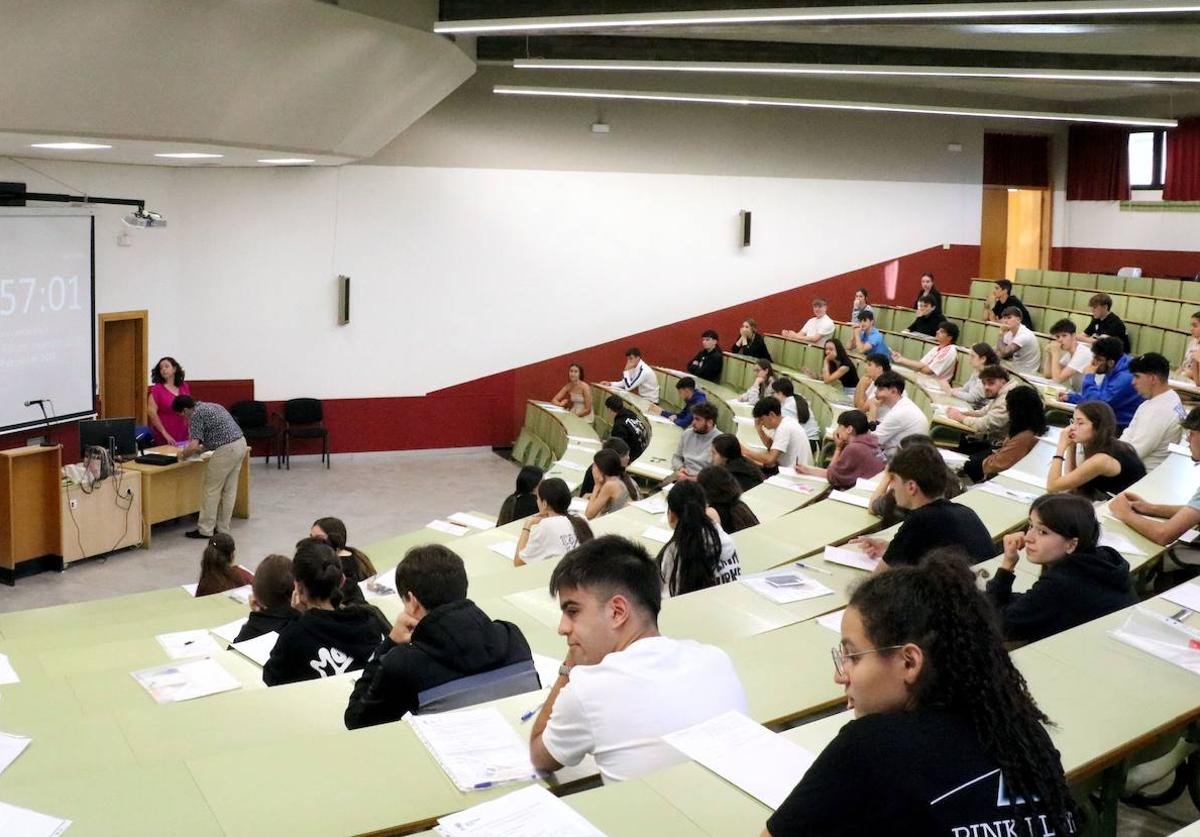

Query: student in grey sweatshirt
[672,403,719,479]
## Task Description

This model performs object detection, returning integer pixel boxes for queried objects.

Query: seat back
[230,399,268,429]
[1117,266,1143,278]
[416,660,542,714]
[284,397,324,424]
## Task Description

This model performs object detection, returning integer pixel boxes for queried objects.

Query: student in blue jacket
[652,377,708,428]
[1058,336,1142,431]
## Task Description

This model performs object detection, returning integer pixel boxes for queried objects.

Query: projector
[122,208,167,228]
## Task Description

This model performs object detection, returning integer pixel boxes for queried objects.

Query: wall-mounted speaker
[740,210,751,248]
[337,274,350,325]
[0,182,27,207]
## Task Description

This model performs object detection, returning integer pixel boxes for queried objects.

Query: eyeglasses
[830,643,905,678]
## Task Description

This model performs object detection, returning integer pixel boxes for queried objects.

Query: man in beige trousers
[173,395,247,539]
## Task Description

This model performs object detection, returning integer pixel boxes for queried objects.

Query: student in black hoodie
[604,395,648,461]
[310,516,376,606]
[344,544,535,729]
[262,538,387,687]
[233,554,299,644]
[987,493,1135,644]
[686,329,724,383]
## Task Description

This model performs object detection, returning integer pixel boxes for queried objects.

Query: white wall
[1061,199,1200,252]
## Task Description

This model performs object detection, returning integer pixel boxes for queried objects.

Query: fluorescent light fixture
[437,1,1200,33]
[257,158,315,164]
[154,152,224,159]
[513,58,1200,85]
[30,142,112,150]
[493,85,1178,127]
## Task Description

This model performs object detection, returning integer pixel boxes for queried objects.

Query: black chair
[230,400,279,466]
[282,398,330,470]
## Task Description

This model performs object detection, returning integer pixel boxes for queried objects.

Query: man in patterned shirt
[173,396,248,540]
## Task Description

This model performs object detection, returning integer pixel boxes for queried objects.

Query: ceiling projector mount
[0,181,166,228]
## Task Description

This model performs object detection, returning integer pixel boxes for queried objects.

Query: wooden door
[98,311,148,425]
[979,187,1009,281]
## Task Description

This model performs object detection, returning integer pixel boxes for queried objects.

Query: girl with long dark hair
[657,481,740,596]
[1046,400,1145,497]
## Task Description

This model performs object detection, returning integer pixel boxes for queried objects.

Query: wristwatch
[558,663,572,679]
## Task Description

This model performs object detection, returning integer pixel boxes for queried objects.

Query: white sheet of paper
[826,490,871,509]
[1098,527,1148,557]
[530,653,561,690]
[1179,529,1199,544]
[230,631,279,667]
[854,477,881,492]
[156,629,222,660]
[816,609,846,634]
[647,414,674,425]
[636,463,672,479]
[1169,378,1194,390]
[0,731,32,777]
[641,526,674,544]
[1169,442,1191,456]
[741,572,834,604]
[448,512,494,530]
[226,585,252,606]
[1161,581,1200,613]
[408,707,539,791]
[568,497,589,514]
[428,519,470,537]
[566,435,599,446]
[131,657,243,704]
[765,475,815,494]
[553,460,586,472]
[1001,468,1047,489]
[632,494,669,515]
[435,785,604,837]
[535,402,568,414]
[0,653,19,685]
[489,541,518,560]
[180,582,199,596]
[822,545,879,572]
[360,573,398,600]
[1109,607,1200,677]
[975,481,1039,504]
[938,448,970,467]
[663,710,816,809]
[0,800,71,837]
[210,617,248,646]
[733,415,754,425]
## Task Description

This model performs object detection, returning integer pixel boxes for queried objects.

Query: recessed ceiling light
[30,142,112,150]
[154,152,224,159]
[492,85,1178,128]
[257,158,315,165]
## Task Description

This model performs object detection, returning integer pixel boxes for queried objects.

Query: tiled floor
[1,449,1196,834]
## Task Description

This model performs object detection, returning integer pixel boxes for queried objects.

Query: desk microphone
[24,398,47,407]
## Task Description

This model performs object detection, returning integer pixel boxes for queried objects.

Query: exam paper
[1001,468,1047,489]
[822,545,879,573]
[733,415,754,425]
[489,541,518,561]
[0,800,71,837]
[435,785,604,837]
[0,731,32,777]
[938,449,970,468]
[635,463,672,479]
[663,711,815,809]
[1098,527,1148,557]
[359,573,398,600]
[816,609,846,635]
[531,654,561,690]
[975,481,1039,504]
[854,477,880,492]
[209,617,249,646]
[156,629,221,660]
[535,402,568,414]
[647,414,674,425]
[1109,607,1200,677]
[230,631,279,667]
[631,494,669,515]
[180,582,200,597]
[553,460,587,472]
[448,512,494,530]
[1161,580,1200,614]
[1169,442,1191,457]
[0,653,19,685]
[741,571,834,605]
[428,519,470,537]
[568,497,589,514]
[408,707,539,791]
[226,585,252,606]
[132,658,243,704]
[566,435,600,446]
[641,526,674,544]
[765,475,815,494]
[826,490,871,509]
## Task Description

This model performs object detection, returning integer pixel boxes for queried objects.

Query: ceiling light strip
[437,1,1200,33]
[492,85,1178,127]
[512,58,1200,84]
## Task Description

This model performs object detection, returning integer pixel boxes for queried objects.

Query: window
[1128,130,1167,190]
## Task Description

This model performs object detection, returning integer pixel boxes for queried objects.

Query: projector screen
[0,212,95,434]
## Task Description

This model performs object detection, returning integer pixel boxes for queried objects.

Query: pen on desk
[1170,608,1192,623]
[473,781,496,790]
[520,702,545,722]
[794,562,833,576]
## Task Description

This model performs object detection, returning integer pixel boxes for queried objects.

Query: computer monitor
[79,417,138,458]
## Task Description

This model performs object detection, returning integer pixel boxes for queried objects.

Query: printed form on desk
[408,707,539,791]
[435,785,603,837]
[0,800,70,837]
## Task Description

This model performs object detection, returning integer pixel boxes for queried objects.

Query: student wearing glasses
[764,553,1078,836]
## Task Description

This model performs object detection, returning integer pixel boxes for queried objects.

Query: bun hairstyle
[537,477,595,545]
[292,537,344,605]
[202,532,236,566]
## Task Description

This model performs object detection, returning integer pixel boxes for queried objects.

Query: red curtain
[1066,125,1130,201]
[1164,116,1200,201]
[983,133,1050,188]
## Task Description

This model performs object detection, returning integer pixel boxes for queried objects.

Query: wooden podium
[0,445,63,584]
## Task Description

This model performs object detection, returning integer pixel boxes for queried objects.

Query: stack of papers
[132,658,243,703]
[210,618,249,646]
[1169,378,1194,390]
[448,512,494,530]
[408,707,540,791]
[1109,607,1200,677]
[428,520,470,537]
[156,630,222,660]
[0,731,32,777]
[663,711,816,809]
[826,490,871,509]
[435,786,603,837]
[0,800,71,837]
[741,570,834,604]
[230,631,279,667]
[0,653,19,685]
[822,545,879,572]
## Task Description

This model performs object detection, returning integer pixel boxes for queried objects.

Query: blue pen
[794,562,833,576]
[473,781,495,790]
[520,701,545,722]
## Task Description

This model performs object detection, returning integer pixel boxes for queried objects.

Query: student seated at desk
[516,478,594,566]
[498,465,543,525]
[1046,401,1145,499]
[585,449,639,519]
[854,353,891,421]
[905,295,942,338]
[710,433,764,492]
[731,317,772,361]
[745,396,812,473]
[851,310,890,358]
[796,409,886,490]
[951,343,998,408]
[868,436,966,526]
[986,494,1136,644]
[1120,352,1186,472]
[696,465,759,534]
[1110,407,1200,550]
[913,272,943,314]
[764,554,1078,837]
[818,339,859,393]
[854,443,995,567]
[737,359,777,403]
[607,347,660,403]
[549,362,593,420]
[1056,337,1142,431]
[849,288,873,325]
[1176,312,1200,385]
[946,366,1021,462]
[1081,292,1130,353]
[345,545,535,730]
[891,320,959,379]
[983,279,1033,328]
[262,539,388,687]
[974,385,1048,483]
[657,480,741,596]
[870,373,930,460]
[233,554,299,644]
[995,307,1041,375]
[781,297,835,346]
[671,402,719,480]
[195,533,253,597]
[651,376,708,428]
[311,516,376,606]
[603,395,649,461]
[530,535,748,783]
[770,378,818,446]
[687,330,724,383]
[1044,319,1093,393]
[577,438,629,498]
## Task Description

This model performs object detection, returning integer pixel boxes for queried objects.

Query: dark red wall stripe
[1051,247,1199,279]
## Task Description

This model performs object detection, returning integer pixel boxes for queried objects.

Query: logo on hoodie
[310,646,353,678]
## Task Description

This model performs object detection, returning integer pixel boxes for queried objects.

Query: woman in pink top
[147,356,191,445]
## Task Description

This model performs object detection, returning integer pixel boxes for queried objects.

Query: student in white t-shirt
[1120,353,1186,471]
[890,321,960,380]
[1177,312,1200,386]
[657,480,741,597]
[745,396,812,471]
[515,478,595,566]
[530,535,748,783]
[995,307,1041,374]
[782,297,836,347]
[607,346,659,403]
[854,353,892,422]
[1045,319,1093,393]
[871,372,930,459]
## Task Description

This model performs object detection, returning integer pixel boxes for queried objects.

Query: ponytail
[293,537,345,605]
[660,481,722,596]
